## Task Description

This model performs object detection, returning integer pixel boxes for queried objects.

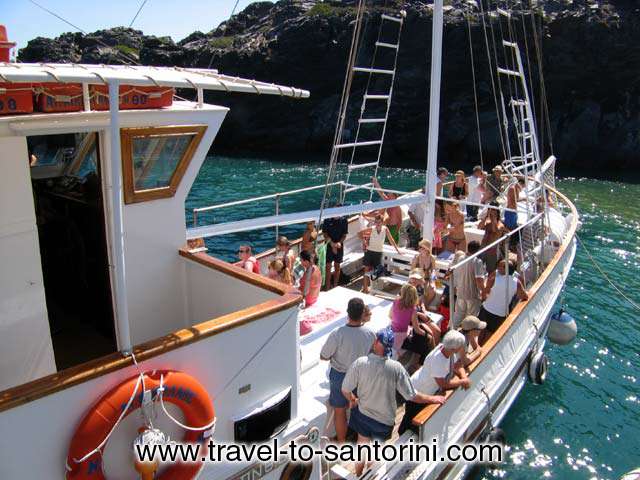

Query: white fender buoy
[547,309,578,345]
[620,468,640,480]
[528,350,548,385]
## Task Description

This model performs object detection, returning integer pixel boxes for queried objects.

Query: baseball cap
[461,315,487,331]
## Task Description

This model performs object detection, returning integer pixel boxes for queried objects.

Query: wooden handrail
[0,248,302,413]
[412,184,578,426]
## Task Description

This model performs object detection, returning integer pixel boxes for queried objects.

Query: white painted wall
[185,260,274,324]
[0,136,56,391]
[100,107,229,345]
[0,305,300,479]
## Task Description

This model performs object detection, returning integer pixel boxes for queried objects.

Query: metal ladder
[340,11,405,200]
[498,39,541,183]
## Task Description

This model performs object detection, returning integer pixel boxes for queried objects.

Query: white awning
[0,63,309,98]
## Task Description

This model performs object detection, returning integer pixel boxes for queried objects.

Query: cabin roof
[0,63,309,98]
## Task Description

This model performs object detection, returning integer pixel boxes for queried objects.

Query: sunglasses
[238,249,249,253]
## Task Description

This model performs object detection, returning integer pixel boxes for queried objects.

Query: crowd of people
[319,294,493,475]
[232,165,535,474]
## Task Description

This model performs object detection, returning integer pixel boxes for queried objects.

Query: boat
[0,0,578,477]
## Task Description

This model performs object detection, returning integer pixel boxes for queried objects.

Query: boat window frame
[120,124,207,204]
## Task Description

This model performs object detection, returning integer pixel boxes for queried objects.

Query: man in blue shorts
[322,212,349,290]
[320,298,374,442]
[342,327,445,475]
[504,178,524,231]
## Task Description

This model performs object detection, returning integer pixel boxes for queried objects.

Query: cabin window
[120,125,207,204]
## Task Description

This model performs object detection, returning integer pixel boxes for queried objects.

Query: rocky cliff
[18,0,640,172]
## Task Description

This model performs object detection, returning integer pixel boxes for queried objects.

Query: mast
[422,0,444,240]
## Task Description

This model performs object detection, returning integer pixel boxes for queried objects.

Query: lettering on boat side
[120,386,197,411]
[224,458,287,480]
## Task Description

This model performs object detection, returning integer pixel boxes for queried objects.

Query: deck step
[375,41,399,49]
[363,94,390,101]
[498,67,520,77]
[358,117,386,124]
[334,140,383,150]
[347,161,380,170]
[381,13,403,23]
[353,67,395,75]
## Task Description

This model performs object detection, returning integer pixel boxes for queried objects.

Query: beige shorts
[452,298,482,328]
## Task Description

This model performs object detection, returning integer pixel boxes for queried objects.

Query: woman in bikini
[445,201,466,253]
[411,239,437,307]
[451,170,469,201]
[432,200,447,255]
[478,203,506,273]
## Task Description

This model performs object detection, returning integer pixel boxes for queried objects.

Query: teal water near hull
[186,155,639,479]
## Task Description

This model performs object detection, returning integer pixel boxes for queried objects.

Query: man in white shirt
[320,298,375,442]
[399,330,470,434]
[342,327,445,475]
[479,259,529,339]
[467,165,483,220]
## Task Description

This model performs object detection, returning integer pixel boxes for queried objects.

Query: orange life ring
[65,370,215,480]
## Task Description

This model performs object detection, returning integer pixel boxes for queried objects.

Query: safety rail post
[193,209,198,228]
[448,268,455,331]
[275,194,280,241]
[504,237,510,315]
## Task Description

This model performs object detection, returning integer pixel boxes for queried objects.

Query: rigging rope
[207,0,243,69]
[478,0,507,162]
[317,0,367,231]
[576,234,640,313]
[530,9,554,155]
[129,0,150,28]
[465,11,484,170]
[28,0,140,66]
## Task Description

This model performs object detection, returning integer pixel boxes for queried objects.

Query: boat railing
[444,210,546,325]
[412,184,579,437]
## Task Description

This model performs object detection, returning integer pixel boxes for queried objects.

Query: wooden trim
[412,185,578,426]
[0,249,302,413]
[121,125,207,204]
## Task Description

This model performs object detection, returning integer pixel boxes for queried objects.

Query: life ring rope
[158,373,217,434]
[66,368,216,480]
[72,366,144,465]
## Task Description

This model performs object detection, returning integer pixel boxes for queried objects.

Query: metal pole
[197,87,203,108]
[422,0,444,241]
[275,194,280,241]
[109,80,132,355]
[449,268,455,331]
[504,238,509,315]
[82,83,91,111]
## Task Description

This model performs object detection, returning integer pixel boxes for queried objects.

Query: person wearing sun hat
[459,315,486,366]
[342,327,445,475]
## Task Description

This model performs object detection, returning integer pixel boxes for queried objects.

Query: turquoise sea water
[186,155,639,479]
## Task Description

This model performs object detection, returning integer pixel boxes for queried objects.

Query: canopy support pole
[422,0,444,241]
[108,80,132,355]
